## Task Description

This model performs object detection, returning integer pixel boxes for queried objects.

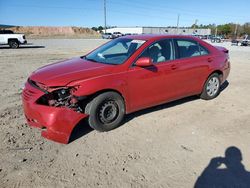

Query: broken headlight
[37,87,78,108]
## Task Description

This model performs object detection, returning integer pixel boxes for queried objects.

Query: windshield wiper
[83,56,118,65]
[84,56,98,62]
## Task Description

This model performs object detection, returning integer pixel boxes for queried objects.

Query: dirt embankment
[11,26,100,38]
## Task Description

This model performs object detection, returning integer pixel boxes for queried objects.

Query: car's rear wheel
[85,92,125,132]
[9,40,19,49]
[200,73,221,100]
[216,38,221,43]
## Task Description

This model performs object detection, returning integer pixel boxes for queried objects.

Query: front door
[127,39,181,112]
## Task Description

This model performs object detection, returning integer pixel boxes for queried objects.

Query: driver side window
[139,39,174,63]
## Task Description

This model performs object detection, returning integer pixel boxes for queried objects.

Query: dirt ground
[0,39,250,188]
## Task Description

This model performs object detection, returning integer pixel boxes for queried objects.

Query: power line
[2,3,102,11]
[108,0,249,21]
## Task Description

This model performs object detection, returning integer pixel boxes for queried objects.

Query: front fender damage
[23,80,90,144]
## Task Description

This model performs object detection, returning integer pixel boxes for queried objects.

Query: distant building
[104,27,211,35]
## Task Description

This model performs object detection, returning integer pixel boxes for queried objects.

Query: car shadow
[69,80,229,143]
[68,119,93,143]
[220,80,229,92]
[194,146,250,188]
[0,45,45,49]
[124,80,229,124]
[124,95,199,124]
[68,95,199,144]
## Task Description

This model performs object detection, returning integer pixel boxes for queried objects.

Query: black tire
[85,92,125,132]
[200,73,221,100]
[211,39,215,43]
[216,38,221,43]
[9,40,19,49]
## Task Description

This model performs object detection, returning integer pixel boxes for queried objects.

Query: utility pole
[234,23,238,38]
[176,14,180,34]
[104,0,107,34]
[193,19,198,34]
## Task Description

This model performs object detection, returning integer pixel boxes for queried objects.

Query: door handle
[207,57,213,62]
[171,65,177,70]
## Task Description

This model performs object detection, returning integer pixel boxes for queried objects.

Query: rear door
[172,38,211,96]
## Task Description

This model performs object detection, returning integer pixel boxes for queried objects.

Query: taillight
[223,49,229,53]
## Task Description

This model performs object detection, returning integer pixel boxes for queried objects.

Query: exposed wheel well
[8,38,19,44]
[210,70,223,81]
[90,89,124,100]
[78,89,127,114]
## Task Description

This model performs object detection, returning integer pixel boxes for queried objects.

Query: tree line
[192,22,250,37]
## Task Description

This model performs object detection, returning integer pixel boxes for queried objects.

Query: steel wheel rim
[98,100,119,124]
[206,77,220,97]
[11,41,18,48]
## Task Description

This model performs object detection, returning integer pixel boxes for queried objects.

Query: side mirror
[135,57,153,67]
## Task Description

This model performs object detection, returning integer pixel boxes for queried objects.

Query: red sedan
[22,35,230,144]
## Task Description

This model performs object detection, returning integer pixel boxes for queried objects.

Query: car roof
[121,34,199,41]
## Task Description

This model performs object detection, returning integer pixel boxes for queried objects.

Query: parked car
[22,35,230,144]
[200,35,209,40]
[0,29,27,48]
[102,33,113,39]
[241,35,250,46]
[112,32,123,38]
[231,38,239,46]
[211,35,222,43]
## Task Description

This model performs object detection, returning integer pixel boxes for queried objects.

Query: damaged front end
[29,79,85,112]
[22,79,89,144]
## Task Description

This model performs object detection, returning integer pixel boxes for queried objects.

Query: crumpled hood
[29,57,113,86]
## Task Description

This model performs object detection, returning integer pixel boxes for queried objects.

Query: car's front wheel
[9,40,19,49]
[85,91,125,132]
[200,73,221,100]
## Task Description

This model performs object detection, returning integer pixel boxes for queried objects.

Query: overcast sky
[0,0,249,27]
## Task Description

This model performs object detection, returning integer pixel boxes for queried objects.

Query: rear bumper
[22,82,88,144]
[222,62,230,83]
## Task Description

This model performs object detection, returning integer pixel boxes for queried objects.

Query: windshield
[85,38,146,65]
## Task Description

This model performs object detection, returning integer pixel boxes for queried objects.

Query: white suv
[112,32,123,38]
[0,30,27,48]
[241,35,250,46]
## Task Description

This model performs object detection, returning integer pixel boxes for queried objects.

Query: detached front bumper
[22,82,88,144]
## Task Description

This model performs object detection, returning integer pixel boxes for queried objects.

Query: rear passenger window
[200,45,209,55]
[176,39,209,58]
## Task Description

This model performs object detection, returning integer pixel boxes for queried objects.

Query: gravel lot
[0,39,250,187]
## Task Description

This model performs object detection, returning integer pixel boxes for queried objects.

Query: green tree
[217,24,232,36]
[243,22,250,35]
[91,27,98,31]
[98,26,104,31]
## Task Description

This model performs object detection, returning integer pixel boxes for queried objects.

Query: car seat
[187,45,200,57]
[149,46,166,63]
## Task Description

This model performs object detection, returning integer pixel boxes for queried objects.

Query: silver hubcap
[206,77,220,97]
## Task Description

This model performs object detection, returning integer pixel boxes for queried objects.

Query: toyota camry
[22,35,230,144]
